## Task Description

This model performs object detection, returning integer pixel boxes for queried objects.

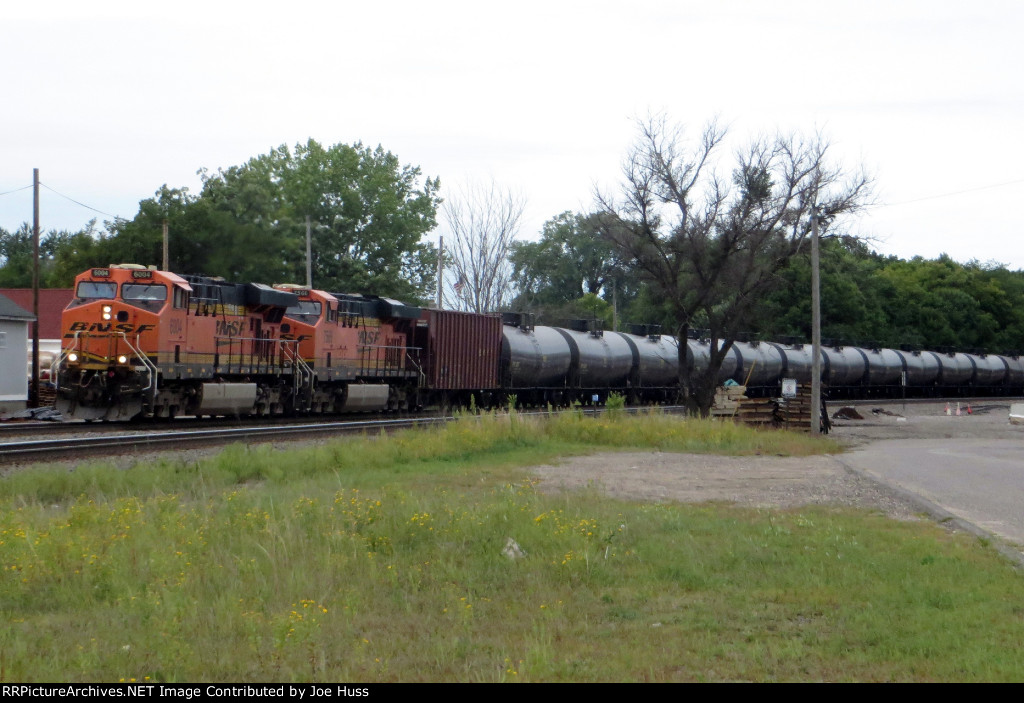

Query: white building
[0,293,35,416]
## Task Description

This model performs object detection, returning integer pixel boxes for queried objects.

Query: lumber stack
[735,397,777,426]
[710,384,778,426]
[710,383,825,432]
[776,385,816,432]
[37,386,57,407]
[709,384,747,418]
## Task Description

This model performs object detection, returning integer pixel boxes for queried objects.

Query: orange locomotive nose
[56,265,177,420]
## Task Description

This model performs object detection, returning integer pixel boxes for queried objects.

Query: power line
[872,177,1024,210]
[0,184,33,197]
[39,182,120,218]
[7,171,1024,224]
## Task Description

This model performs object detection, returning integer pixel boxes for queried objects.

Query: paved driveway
[839,438,1024,547]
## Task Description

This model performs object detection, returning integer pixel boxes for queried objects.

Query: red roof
[0,289,73,340]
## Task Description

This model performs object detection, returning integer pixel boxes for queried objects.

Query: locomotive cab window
[173,287,189,309]
[122,283,168,312]
[68,280,118,308]
[284,301,322,322]
[75,281,118,299]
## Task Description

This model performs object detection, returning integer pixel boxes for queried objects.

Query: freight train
[53,265,1024,421]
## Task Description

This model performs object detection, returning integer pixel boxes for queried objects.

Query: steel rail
[0,405,690,465]
[0,417,449,465]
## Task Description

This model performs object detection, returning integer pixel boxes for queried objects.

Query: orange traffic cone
[967,403,972,415]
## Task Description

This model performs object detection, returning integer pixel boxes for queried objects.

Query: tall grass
[0,411,837,505]
[1,412,1021,682]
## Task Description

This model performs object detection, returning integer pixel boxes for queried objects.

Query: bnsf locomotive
[54,265,1024,421]
[55,265,427,420]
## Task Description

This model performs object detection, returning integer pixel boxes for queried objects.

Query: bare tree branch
[442,180,526,312]
[597,115,874,415]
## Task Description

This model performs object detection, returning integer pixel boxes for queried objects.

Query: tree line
[0,140,440,301]
[3,127,1023,413]
[509,220,1024,356]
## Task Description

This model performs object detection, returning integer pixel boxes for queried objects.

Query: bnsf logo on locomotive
[65,322,155,336]
[215,319,245,336]
[358,329,380,345]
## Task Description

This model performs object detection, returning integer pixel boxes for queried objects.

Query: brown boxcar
[415,309,502,393]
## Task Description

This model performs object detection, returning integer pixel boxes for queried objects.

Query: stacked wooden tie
[710,384,747,418]
[711,385,775,427]
[37,385,57,407]
[776,385,815,431]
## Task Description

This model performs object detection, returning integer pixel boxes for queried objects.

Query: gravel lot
[531,400,1024,521]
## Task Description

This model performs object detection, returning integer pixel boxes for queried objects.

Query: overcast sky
[3,1,1023,269]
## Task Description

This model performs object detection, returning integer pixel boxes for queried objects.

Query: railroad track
[0,413,437,437]
[12,396,994,466]
[0,417,450,465]
[0,405,691,466]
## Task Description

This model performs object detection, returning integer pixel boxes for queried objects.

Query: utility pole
[162,219,169,271]
[810,207,822,435]
[612,279,618,332]
[436,235,443,309]
[30,168,40,408]
[305,215,312,289]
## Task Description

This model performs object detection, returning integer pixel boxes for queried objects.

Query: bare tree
[597,115,873,415]
[442,180,526,312]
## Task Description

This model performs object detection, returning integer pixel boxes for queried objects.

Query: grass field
[2,409,1022,682]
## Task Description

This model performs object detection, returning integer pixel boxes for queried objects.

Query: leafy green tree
[510,211,621,305]
[571,292,615,327]
[200,140,441,300]
[875,255,1002,350]
[758,236,891,345]
[508,210,646,327]
[759,244,1024,356]
[0,222,105,287]
[87,140,440,302]
[517,292,618,329]
[976,264,1024,353]
[102,185,296,284]
[0,224,35,287]
[43,220,108,287]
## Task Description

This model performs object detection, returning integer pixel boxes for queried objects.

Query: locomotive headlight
[117,355,129,364]
[68,352,79,362]
[102,305,112,321]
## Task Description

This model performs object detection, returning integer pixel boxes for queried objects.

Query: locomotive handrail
[356,343,410,377]
[405,349,426,386]
[52,330,157,402]
[280,340,314,411]
[120,331,158,399]
[51,331,81,396]
[211,334,285,374]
